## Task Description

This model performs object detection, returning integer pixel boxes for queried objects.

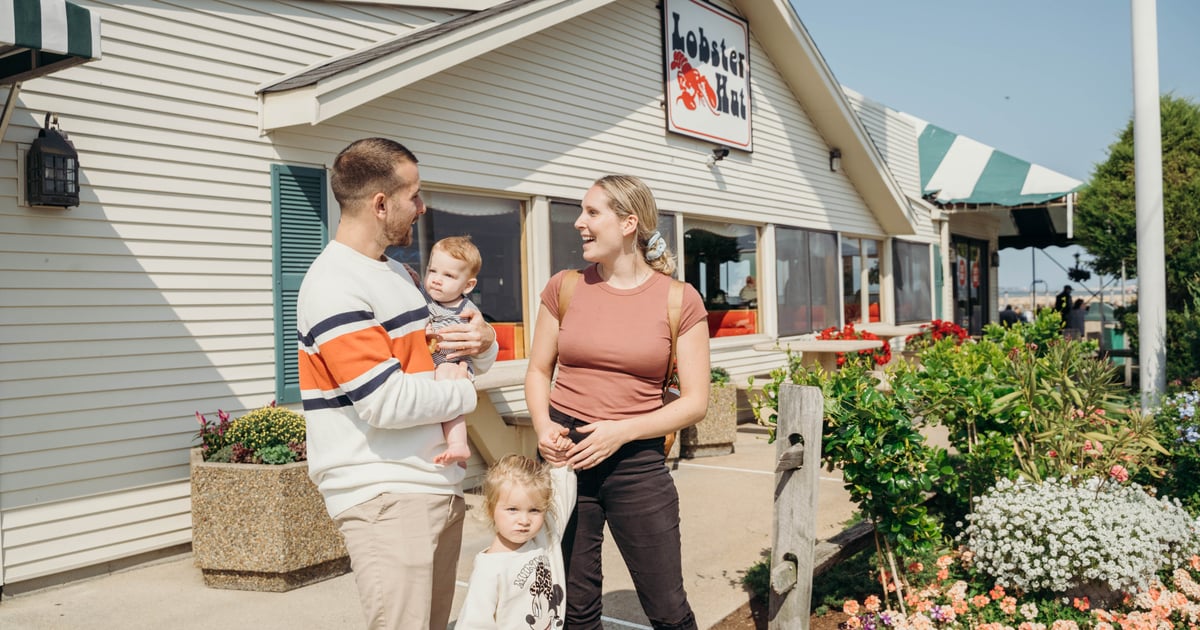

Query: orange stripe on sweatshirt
[300,326,436,393]
[318,325,401,383]
[393,329,435,374]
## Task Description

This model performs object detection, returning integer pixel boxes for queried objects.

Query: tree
[1076,94,1200,311]
[1075,94,1200,381]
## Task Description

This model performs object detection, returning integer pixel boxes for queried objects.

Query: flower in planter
[816,324,891,367]
[904,319,969,353]
[194,401,306,464]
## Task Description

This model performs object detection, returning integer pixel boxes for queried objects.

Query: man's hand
[438,309,496,360]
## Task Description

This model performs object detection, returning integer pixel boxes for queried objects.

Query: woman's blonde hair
[482,454,554,529]
[593,175,677,276]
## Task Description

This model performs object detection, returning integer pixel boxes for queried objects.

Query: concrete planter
[189,448,349,592]
[681,383,738,458]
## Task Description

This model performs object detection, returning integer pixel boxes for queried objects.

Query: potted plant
[190,402,349,592]
[680,367,738,457]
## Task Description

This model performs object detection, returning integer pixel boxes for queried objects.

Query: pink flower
[864,595,881,613]
[1110,465,1130,482]
[843,600,860,616]
[989,585,1006,600]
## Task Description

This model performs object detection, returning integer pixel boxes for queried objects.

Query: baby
[423,236,481,465]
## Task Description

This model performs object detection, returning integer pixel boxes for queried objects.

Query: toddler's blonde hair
[482,454,554,529]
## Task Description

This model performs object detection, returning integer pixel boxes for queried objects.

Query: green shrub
[741,555,770,603]
[710,366,731,385]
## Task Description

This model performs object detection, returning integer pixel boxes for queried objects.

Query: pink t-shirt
[541,266,707,423]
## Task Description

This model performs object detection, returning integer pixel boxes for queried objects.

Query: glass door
[951,237,989,335]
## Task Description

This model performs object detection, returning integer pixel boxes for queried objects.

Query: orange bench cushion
[707,309,756,337]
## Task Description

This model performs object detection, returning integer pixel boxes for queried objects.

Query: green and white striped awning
[915,120,1082,207]
[1,0,101,84]
[910,116,1084,249]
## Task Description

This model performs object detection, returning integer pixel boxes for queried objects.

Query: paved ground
[0,423,856,630]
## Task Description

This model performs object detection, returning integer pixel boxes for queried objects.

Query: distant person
[999,304,1020,327]
[1067,298,1087,339]
[738,276,757,305]
[1022,307,1034,323]
[1054,285,1073,324]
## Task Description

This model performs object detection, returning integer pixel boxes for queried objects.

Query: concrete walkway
[0,424,855,630]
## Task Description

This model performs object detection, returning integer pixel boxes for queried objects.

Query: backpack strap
[556,269,582,327]
[664,279,684,387]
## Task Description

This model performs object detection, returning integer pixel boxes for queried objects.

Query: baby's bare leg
[433,415,470,465]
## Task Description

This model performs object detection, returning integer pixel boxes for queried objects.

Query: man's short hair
[330,138,418,209]
[432,236,482,278]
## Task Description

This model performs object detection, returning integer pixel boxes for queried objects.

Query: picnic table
[752,338,884,372]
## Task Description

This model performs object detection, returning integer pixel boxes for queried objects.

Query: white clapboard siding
[844,87,938,242]
[0,0,461,582]
[300,2,884,237]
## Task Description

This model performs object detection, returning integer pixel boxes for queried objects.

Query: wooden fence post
[769,384,824,630]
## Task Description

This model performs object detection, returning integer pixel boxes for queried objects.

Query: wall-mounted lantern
[26,113,80,207]
[829,148,842,172]
[991,251,1001,268]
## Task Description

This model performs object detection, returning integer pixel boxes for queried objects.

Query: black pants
[550,408,697,630]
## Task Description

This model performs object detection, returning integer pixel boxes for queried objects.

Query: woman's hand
[567,421,633,470]
[437,310,496,360]
[538,425,573,465]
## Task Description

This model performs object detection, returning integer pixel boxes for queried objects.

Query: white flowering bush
[959,477,1200,594]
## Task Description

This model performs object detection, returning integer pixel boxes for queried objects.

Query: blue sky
[791,0,1200,292]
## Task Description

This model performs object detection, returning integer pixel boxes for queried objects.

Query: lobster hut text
[663,0,752,151]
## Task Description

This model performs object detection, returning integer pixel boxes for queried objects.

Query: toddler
[456,454,576,629]
[423,236,481,465]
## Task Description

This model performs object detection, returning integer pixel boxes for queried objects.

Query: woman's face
[576,185,632,264]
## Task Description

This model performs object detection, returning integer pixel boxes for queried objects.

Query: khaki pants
[334,493,465,630]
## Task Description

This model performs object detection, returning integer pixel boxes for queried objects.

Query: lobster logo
[670,50,717,114]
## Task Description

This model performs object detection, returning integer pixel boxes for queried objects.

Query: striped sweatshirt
[296,240,496,518]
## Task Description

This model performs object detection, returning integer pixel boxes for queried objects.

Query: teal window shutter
[933,244,944,320]
[273,164,328,404]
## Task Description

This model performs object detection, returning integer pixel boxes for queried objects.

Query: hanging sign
[662,0,752,151]
[971,257,981,288]
[957,257,967,288]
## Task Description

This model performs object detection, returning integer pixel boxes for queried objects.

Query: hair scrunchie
[645,231,667,261]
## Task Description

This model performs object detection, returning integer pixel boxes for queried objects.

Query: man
[296,138,497,630]
[999,304,1020,327]
[1054,284,1073,325]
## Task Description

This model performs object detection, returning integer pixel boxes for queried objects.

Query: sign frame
[661,0,753,152]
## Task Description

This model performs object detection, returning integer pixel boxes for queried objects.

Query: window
[550,200,678,275]
[842,237,881,324]
[776,227,839,336]
[893,241,932,323]
[683,218,758,338]
[272,164,328,403]
[387,191,525,360]
[550,200,583,273]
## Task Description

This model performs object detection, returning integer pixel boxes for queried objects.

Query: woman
[524,175,710,630]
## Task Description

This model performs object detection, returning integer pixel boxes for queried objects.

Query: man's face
[381,161,425,248]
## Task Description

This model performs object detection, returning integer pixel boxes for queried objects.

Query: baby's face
[424,248,475,303]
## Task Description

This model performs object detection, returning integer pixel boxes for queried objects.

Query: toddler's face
[424,248,476,303]
[491,483,548,552]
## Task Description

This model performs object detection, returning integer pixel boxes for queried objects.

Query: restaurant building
[0,0,1074,589]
